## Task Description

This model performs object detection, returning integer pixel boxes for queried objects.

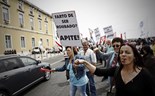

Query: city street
[20,54,109,96]
[0,0,155,96]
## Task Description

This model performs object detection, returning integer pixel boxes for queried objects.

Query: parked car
[32,47,41,54]
[45,48,54,54]
[0,55,51,96]
[53,47,61,53]
[32,47,45,54]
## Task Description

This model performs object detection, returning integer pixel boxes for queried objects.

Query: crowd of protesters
[75,42,155,96]
[83,37,155,96]
[44,36,155,96]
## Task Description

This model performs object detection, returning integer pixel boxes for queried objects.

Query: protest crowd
[48,36,155,96]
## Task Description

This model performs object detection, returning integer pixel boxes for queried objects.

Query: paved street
[19,54,109,96]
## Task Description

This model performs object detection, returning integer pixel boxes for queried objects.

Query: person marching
[75,43,155,96]
[52,46,88,96]
[79,39,97,96]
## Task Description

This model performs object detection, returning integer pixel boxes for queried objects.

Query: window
[30,17,34,30]
[38,11,41,18]
[2,0,8,4]
[30,7,33,14]
[20,57,37,66]
[3,58,22,71]
[45,17,48,22]
[0,61,7,73]
[47,39,49,47]
[21,36,25,48]
[18,1,23,11]
[19,13,24,27]
[32,38,35,47]
[40,38,43,46]
[39,20,42,30]
[45,23,48,34]
[2,7,9,23]
[5,35,12,48]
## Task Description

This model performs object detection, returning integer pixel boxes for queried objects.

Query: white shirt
[79,48,97,71]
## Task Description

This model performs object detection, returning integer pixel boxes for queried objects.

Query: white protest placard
[52,11,82,46]
[94,28,101,43]
[103,25,114,39]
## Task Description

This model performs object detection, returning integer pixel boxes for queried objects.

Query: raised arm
[74,59,96,74]
[74,59,116,76]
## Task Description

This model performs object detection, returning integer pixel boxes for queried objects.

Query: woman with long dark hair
[74,43,155,96]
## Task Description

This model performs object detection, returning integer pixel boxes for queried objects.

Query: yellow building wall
[0,0,54,54]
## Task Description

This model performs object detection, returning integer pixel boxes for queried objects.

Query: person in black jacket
[141,45,155,81]
[75,43,155,96]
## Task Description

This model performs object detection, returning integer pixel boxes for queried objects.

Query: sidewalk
[18,52,63,61]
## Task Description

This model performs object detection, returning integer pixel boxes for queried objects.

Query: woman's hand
[74,59,85,65]
[93,48,99,53]
[40,68,55,73]
[75,59,96,74]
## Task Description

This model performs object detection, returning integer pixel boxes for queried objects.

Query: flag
[80,33,83,38]
[114,32,116,37]
[88,28,93,38]
[55,41,62,47]
[55,35,62,48]
[99,35,106,44]
[120,33,122,39]
[124,32,126,39]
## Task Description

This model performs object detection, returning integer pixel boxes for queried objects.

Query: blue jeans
[70,83,87,96]
[86,72,96,96]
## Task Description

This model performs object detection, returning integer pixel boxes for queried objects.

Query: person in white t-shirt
[79,39,97,96]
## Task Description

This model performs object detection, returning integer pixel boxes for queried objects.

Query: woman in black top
[74,43,155,96]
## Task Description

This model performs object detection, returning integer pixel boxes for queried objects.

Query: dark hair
[142,45,154,56]
[118,43,144,69]
[65,46,72,50]
[112,37,124,45]
[140,39,147,45]
[65,46,78,55]
[73,46,78,55]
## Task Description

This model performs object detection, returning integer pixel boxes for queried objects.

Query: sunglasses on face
[113,45,120,48]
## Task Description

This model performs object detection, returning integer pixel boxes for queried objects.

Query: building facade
[0,0,54,55]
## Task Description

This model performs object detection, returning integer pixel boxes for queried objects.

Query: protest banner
[52,11,82,46]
